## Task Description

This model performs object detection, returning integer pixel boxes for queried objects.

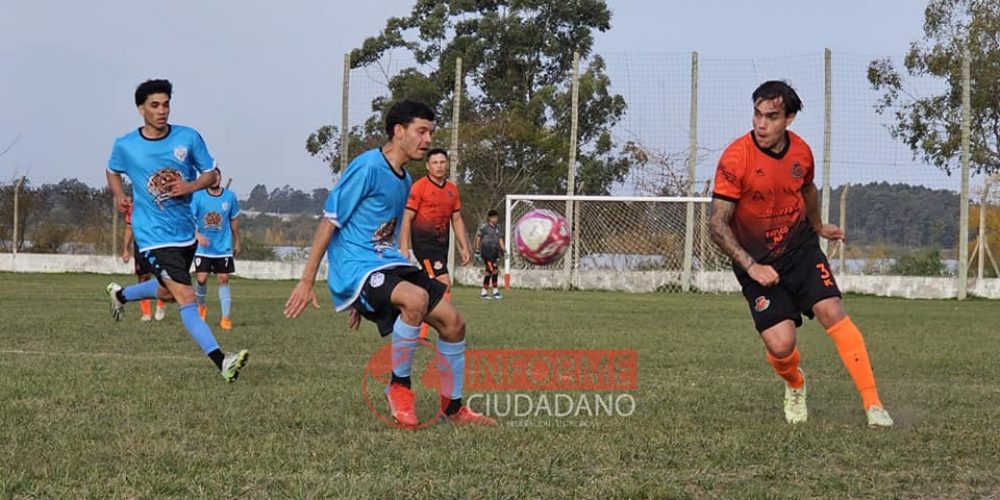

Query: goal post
[503,194,728,292]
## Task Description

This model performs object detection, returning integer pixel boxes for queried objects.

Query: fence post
[340,53,351,174]
[821,48,832,255]
[448,57,462,278]
[958,46,971,300]
[563,52,580,290]
[681,52,699,292]
[839,184,849,274]
[12,175,25,256]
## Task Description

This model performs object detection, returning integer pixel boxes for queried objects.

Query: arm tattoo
[708,199,755,270]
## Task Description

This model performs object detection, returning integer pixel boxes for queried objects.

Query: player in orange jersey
[399,148,472,338]
[709,80,892,428]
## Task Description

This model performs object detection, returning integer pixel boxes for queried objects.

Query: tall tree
[306,0,630,220]
[868,0,999,176]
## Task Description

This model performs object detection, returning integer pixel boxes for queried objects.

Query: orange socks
[139,299,151,317]
[826,316,882,410]
[156,299,165,309]
[766,348,804,389]
[419,290,451,339]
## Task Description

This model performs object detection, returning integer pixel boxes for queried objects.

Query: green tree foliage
[306,0,631,223]
[867,0,999,175]
[827,182,959,248]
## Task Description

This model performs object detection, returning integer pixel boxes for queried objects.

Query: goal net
[502,194,732,292]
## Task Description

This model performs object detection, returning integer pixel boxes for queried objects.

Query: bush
[240,235,278,261]
[890,247,947,276]
[28,224,72,253]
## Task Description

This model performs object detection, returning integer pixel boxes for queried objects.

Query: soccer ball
[514,209,572,265]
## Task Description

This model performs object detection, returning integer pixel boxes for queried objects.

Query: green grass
[1,272,998,498]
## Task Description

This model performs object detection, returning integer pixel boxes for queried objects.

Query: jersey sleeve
[229,191,241,219]
[323,162,371,228]
[107,139,126,174]
[189,131,217,174]
[712,145,746,202]
[477,223,488,238]
[405,180,424,212]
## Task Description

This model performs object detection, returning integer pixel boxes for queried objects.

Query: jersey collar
[751,131,791,160]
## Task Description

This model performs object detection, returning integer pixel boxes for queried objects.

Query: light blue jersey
[107,125,217,252]
[192,188,240,258]
[324,148,414,311]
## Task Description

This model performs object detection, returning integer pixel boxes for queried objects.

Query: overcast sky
[0,1,930,196]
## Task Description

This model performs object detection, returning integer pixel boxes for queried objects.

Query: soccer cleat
[140,315,152,322]
[221,350,249,383]
[106,282,125,322]
[492,291,502,300]
[866,405,894,428]
[783,369,807,424]
[197,304,207,320]
[154,306,166,321]
[220,317,232,331]
[480,290,491,300]
[385,383,418,427]
[445,405,498,426]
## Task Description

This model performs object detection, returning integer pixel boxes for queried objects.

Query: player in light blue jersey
[104,79,248,383]
[192,174,241,331]
[284,100,495,427]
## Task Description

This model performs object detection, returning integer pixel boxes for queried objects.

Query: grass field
[1,272,999,498]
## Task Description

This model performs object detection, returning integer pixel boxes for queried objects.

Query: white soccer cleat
[154,306,166,321]
[492,291,502,300]
[480,289,491,300]
[783,369,807,424]
[106,282,125,322]
[140,315,152,322]
[866,405,894,428]
[221,350,249,383]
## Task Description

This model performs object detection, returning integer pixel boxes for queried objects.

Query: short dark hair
[426,148,448,160]
[135,79,172,106]
[487,209,499,217]
[752,81,802,116]
[385,100,435,139]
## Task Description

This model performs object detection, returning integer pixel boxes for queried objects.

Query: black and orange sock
[826,316,882,409]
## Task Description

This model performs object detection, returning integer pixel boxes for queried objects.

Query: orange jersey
[713,131,817,263]
[406,176,461,248]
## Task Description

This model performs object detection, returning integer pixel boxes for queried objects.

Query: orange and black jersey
[406,176,462,248]
[713,130,817,263]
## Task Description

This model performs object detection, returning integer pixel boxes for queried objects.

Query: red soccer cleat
[385,383,418,427]
[444,403,498,426]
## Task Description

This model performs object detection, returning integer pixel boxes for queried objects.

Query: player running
[284,100,495,427]
[105,79,248,382]
[709,80,892,427]
[191,176,241,330]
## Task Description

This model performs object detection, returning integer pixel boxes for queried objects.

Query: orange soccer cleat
[386,383,418,427]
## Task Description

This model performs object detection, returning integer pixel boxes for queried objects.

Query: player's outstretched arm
[709,199,778,286]
[802,183,844,242]
[452,211,472,265]
[284,218,335,318]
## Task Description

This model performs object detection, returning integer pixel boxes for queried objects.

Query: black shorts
[481,248,500,275]
[195,255,236,274]
[352,265,447,337]
[735,244,842,333]
[413,243,449,277]
[133,242,156,276]
[139,244,196,287]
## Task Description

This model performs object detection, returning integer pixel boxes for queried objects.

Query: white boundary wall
[3,253,999,299]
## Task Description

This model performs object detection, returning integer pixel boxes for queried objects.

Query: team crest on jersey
[147,168,184,207]
[369,272,385,288]
[753,296,771,312]
[222,201,229,211]
[791,163,804,178]
[433,260,444,270]
[203,211,223,230]
[372,218,398,255]
[174,147,188,162]
[195,257,202,266]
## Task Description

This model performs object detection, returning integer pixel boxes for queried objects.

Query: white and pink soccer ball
[514,209,572,265]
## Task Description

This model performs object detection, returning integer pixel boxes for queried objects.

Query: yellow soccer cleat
[866,405,894,428]
[783,369,807,424]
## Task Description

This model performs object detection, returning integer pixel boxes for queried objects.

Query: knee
[218,275,229,285]
[440,311,466,342]
[767,342,796,359]
[814,299,847,329]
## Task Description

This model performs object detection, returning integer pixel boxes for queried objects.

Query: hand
[196,234,209,247]
[161,178,195,198]
[348,308,361,330]
[233,241,241,257]
[816,224,845,242]
[121,248,131,263]
[116,196,132,214]
[284,280,320,318]
[747,262,780,287]
[460,247,471,266]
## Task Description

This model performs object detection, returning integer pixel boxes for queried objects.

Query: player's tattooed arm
[709,199,755,270]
